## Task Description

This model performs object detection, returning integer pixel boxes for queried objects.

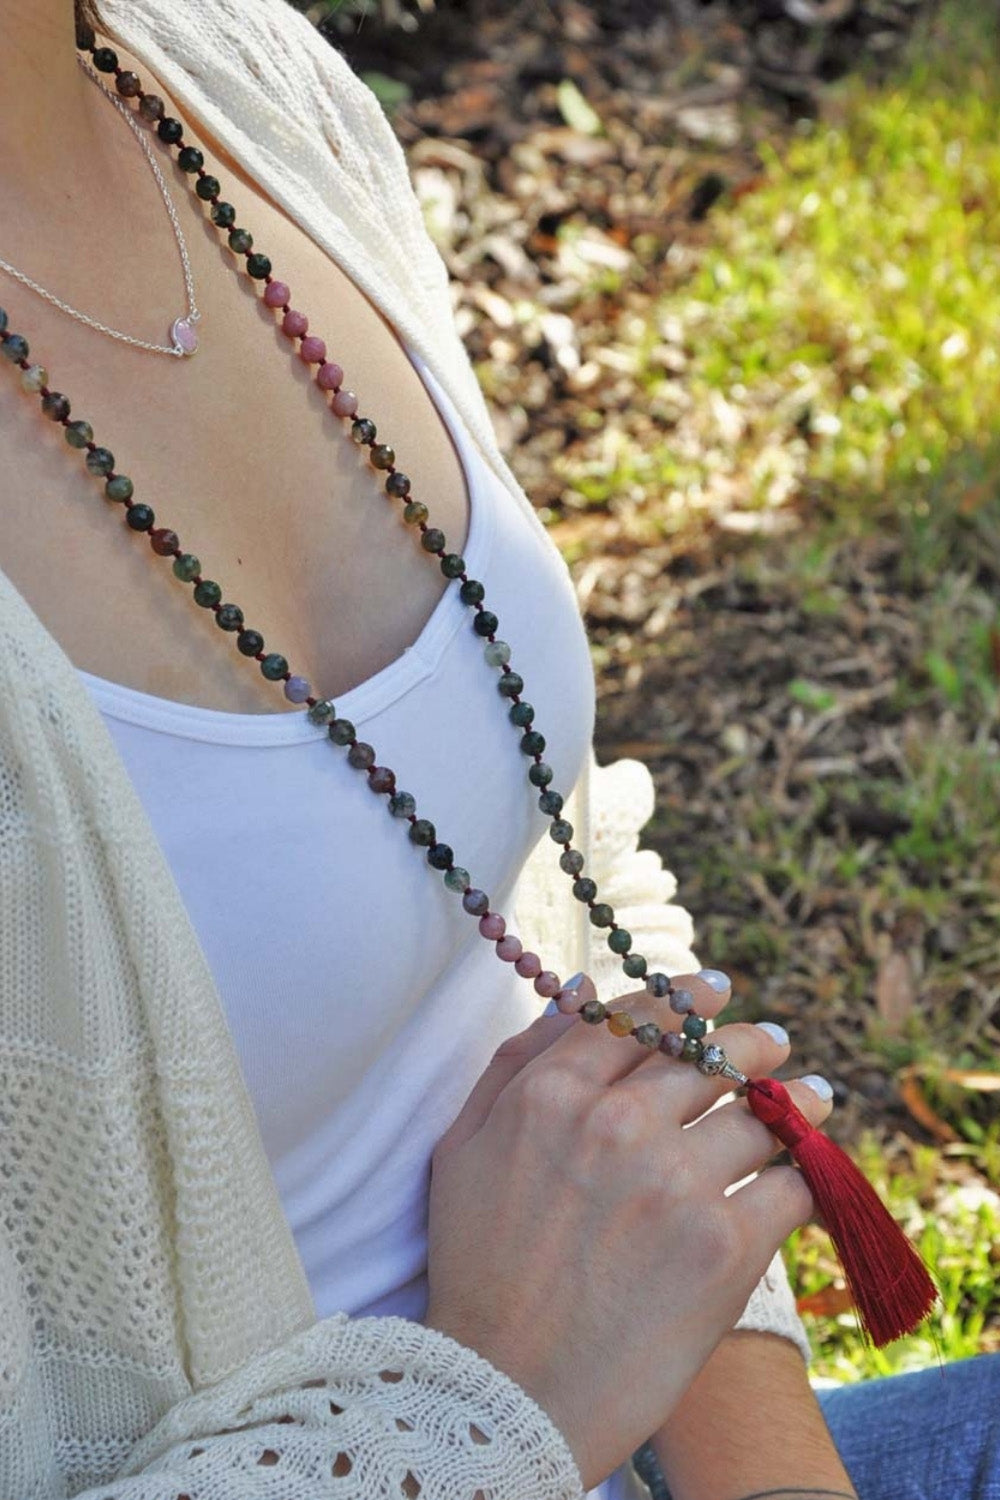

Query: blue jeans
[631,1353,1000,1499]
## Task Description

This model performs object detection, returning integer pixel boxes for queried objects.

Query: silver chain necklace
[0,53,201,358]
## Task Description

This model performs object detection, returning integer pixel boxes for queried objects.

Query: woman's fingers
[688,1077,835,1194]
[627,1019,792,1121]
[435,973,599,1151]
[728,1159,819,1257]
[550,970,733,1086]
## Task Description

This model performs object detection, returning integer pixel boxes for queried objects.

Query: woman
[0,0,995,1496]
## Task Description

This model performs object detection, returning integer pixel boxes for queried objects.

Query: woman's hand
[423,972,833,1493]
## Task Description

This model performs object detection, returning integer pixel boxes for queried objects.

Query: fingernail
[697,968,731,993]
[799,1074,834,1102]
[563,971,585,993]
[542,999,560,1016]
[755,1021,790,1047]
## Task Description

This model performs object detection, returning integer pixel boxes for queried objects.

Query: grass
[576,2,1000,1375]
[790,1130,1000,1381]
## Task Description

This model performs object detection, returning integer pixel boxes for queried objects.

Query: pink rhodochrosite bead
[331,389,359,418]
[514,951,542,979]
[496,935,522,963]
[557,987,583,1014]
[299,334,326,363]
[534,971,562,998]
[264,280,290,308]
[282,309,308,338]
[317,361,344,391]
[479,913,505,940]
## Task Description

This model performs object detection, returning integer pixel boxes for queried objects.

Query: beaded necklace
[0,19,936,1350]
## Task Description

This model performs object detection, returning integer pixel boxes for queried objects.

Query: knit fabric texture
[0,0,810,1494]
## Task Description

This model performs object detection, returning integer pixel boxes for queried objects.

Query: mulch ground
[324,0,998,1157]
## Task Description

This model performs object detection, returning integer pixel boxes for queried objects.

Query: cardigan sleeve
[17,1313,584,1500]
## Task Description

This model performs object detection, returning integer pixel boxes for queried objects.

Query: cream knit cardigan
[0,0,809,1494]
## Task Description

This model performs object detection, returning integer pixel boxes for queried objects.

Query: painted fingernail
[563,971,585,993]
[755,1021,790,1047]
[542,999,560,1017]
[697,968,731,993]
[799,1074,834,1102]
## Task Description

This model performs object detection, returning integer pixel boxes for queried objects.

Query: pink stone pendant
[171,317,199,356]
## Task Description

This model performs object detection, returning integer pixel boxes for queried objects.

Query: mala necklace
[0,20,936,1350]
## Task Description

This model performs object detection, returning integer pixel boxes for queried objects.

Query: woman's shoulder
[99,0,410,183]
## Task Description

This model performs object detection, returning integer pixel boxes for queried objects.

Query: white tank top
[77,349,640,1500]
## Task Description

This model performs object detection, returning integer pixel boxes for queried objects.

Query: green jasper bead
[237,628,264,656]
[560,848,584,875]
[389,790,416,818]
[211,201,237,228]
[549,818,574,843]
[93,45,118,71]
[21,364,47,394]
[260,652,289,680]
[246,253,272,279]
[459,579,484,606]
[484,640,511,668]
[538,788,563,814]
[157,117,183,145]
[371,444,395,470]
[307,698,336,725]
[409,818,436,846]
[196,174,220,201]
[193,580,222,608]
[520,731,546,757]
[682,1013,708,1040]
[646,972,671,998]
[509,700,534,726]
[173,553,201,582]
[386,471,411,498]
[573,877,597,902]
[65,419,93,447]
[329,718,357,746]
[216,603,244,631]
[427,842,453,870]
[1,333,28,363]
[473,610,498,637]
[634,1022,663,1049]
[42,391,70,421]
[125,504,155,532]
[421,528,446,553]
[440,553,465,578]
[105,474,134,503]
[403,501,428,526]
[528,762,554,788]
[347,741,376,770]
[608,928,632,954]
[580,999,607,1025]
[178,146,204,172]
[623,953,648,979]
[85,447,115,476]
[681,1036,704,1061]
[228,227,253,254]
[352,417,376,444]
[498,672,523,698]
[589,903,614,928]
[444,866,470,892]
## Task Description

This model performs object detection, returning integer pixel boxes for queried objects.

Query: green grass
[788,1130,1000,1380]
[675,6,1000,509]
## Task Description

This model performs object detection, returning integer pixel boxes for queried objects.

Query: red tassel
[746,1076,938,1348]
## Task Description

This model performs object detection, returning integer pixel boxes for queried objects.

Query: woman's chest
[0,73,471,714]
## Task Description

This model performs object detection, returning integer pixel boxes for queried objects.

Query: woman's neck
[0,0,121,214]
